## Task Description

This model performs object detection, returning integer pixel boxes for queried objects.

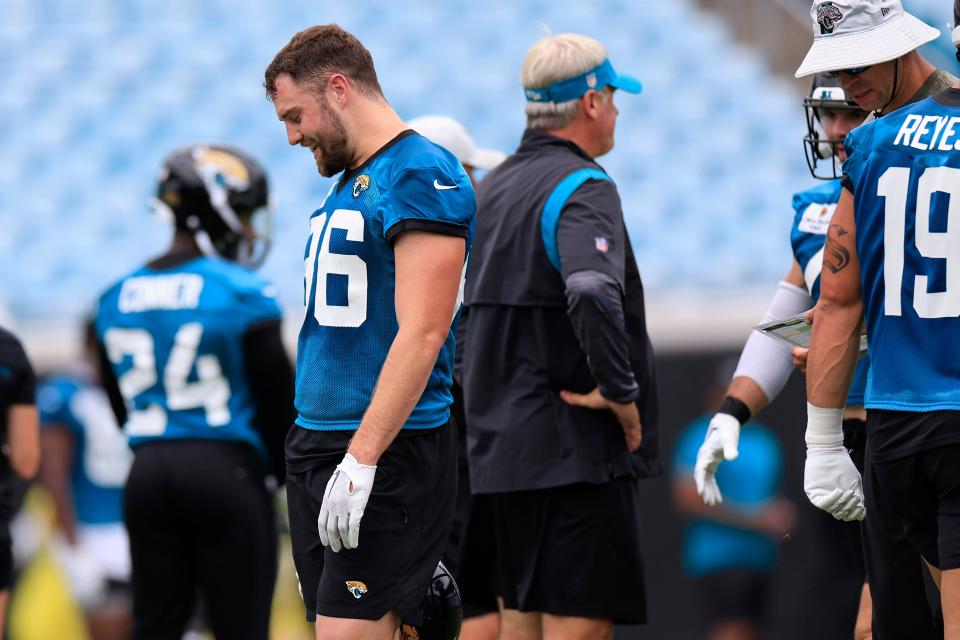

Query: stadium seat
[0,0,819,320]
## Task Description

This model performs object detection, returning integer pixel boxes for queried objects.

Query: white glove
[804,403,865,521]
[50,537,108,609]
[693,413,741,506]
[318,453,377,553]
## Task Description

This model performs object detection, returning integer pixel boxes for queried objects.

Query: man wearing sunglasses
[793,1,960,637]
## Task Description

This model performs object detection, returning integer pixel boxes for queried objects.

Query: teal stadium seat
[2,0,859,320]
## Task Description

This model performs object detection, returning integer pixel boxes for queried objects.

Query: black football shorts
[865,412,960,571]
[695,568,772,626]
[491,477,647,624]
[286,422,456,625]
[861,410,960,638]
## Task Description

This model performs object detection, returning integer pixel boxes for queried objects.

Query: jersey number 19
[879,166,960,318]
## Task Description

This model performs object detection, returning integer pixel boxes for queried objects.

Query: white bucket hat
[408,115,507,170]
[795,0,940,78]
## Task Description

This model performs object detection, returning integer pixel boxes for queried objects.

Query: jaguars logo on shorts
[345,580,368,599]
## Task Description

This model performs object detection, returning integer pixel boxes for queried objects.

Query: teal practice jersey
[791,180,869,405]
[95,256,282,455]
[37,373,131,525]
[844,89,960,411]
[295,131,475,431]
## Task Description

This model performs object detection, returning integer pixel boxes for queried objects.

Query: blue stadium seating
[1,0,849,319]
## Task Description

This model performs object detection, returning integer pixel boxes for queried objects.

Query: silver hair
[521,33,607,130]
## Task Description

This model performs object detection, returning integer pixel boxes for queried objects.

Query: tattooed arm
[824,223,851,274]
[807,188,864,408]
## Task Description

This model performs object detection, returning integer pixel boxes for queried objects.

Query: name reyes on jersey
[118,274,204,313]
[893,114,960,152]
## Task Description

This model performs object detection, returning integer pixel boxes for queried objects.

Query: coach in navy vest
[461,33,660,632]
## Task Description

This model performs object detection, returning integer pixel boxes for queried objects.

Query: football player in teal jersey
[806,87,960,640]
[38,320,133,640]
[694,75,868,506]
[798,1,960,636]
[265,24,475,640]
[694,73,871,639]
[95,144,295,640]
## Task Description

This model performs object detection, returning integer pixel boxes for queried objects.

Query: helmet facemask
[802,77,867,180]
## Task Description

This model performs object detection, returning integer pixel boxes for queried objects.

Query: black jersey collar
[337,129,418,193]
[146,250,204,270]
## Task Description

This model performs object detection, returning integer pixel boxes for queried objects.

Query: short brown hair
[264,24,384,99]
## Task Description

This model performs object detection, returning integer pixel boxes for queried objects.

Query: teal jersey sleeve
[842,120,875,196]
[381,153,476,244]
[232,278,283,329]
[37,377,82,433]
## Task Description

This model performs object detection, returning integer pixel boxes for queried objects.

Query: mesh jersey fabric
[95,256,281,456]
[295,132,475,431]
[844,89,960,411]
[37,374,131,524]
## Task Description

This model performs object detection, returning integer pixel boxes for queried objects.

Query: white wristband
[805,403,844,447]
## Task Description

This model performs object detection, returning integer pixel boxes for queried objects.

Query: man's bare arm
[39,426,78,544]
[807,189,863,408]
[7,405,39,480]
[348,231,465,465]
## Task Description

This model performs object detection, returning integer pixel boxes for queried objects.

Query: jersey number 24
[103,323,231,436]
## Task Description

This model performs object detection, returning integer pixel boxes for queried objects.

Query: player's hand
[693,412,740,505]
[804,443,865,521]
[755,497,797,538]
[791,309,814,372]
[50,538,108,608]
[560,387,642,452]
[791,347,809,373]
[318,453,377,552]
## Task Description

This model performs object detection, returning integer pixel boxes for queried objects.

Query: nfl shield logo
[595,236,609,253]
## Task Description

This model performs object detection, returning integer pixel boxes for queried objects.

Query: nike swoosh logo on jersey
[433,180,458,190]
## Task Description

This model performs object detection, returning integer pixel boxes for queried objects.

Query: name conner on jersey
[118,275,204,313]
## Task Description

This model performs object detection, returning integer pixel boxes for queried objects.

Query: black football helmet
[399,561,463,640]
[153,143,272,268]
[802,73,866,180]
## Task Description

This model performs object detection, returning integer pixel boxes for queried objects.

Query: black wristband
[719,396,752,425]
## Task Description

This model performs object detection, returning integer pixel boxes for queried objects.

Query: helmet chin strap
[193,228,220,260]
[875,58,900,118]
